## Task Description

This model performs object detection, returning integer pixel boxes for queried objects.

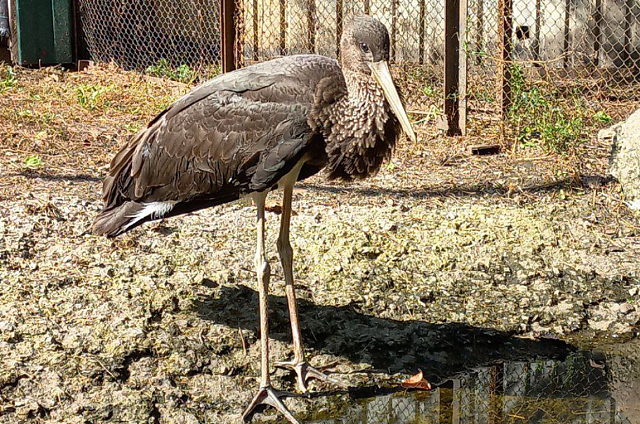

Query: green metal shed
[10,0,75,66]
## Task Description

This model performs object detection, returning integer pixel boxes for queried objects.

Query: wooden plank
[497,0,513,118]
[444,0,462,136]
[221,0,237,72]
[469,144,501,155]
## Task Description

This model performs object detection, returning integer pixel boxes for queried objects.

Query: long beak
[368,61,417,143]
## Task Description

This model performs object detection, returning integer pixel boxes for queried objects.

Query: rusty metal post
[307,0,316,52]
[252,0,258,61]
[563,0,571,68]
[593,0,602,67]
[279,0,286,55]
[336,0,343,58]
[391,0,397,61]
[364,0,370,15]
[444,0,464,136]
[497,0,513,119]
[534,0,541,64]
[221,0,238,73]
[475,0,485,66]
[419,0,425,64]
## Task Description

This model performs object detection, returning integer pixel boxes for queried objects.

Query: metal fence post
[475,0,484,66]
[534,0,541,64]
[563,0,571,68]
[252,0,258,61]
[221,0,237,72]
[419,0,425,64]
[306,0,315,52]
[593,0,602,67]
[336,0,342,58]
[444,0,466,136]
[497,0,513,119]
[279,0,286,55]
[459,0,467,136]
[391,0,397,61]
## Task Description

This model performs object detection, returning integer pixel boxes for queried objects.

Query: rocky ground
[1,65,639,423]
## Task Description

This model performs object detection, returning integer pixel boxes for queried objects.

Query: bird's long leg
[275,183,341,393]
[242,192,300,424]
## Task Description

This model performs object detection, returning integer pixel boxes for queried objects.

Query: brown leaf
[264,201,298,216]
[399,369,432,390]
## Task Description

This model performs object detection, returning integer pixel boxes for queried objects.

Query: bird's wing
[101,55,342,209]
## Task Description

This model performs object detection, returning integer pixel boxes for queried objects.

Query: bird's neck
[340,70,390,134]
[314,70,398,181]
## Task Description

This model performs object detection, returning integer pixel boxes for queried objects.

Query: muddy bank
[1,66,639,423]
[1,164,639,423]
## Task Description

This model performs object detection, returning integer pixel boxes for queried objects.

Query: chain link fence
[75,0,640,146]
[463,0,640,148]
[77,0,222,81]
[235,0,446,115]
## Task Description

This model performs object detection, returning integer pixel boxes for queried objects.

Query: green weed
[507,64,587,153]
[24,155,43,170]
[76,84,111,110]
[593,111,613,124]
[145,59,197,84]
[0,66,16,92]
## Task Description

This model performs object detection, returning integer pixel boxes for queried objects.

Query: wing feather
[101,55,343,212]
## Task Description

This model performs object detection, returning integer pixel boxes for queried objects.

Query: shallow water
[306,340,640,424]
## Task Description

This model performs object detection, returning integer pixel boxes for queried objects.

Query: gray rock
[620,302,635,315]
[608,109,640,211]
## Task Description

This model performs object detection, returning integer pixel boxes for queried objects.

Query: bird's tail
[93,201,145,237]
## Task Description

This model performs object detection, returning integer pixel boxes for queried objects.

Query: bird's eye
[360,43,370,53]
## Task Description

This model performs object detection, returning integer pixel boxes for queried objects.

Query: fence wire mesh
[76,0,640,146]
[78,0,222,81]
[463,0,640,147]
[236,0,446,119]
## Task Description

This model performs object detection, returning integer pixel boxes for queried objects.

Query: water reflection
[308,346,638,424]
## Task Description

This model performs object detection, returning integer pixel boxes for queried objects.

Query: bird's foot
[275,360,343,393]
[242,385,300,424]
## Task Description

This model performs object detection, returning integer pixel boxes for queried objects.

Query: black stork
[93,15,416,423]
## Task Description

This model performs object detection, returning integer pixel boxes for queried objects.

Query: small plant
[24,155,43,170]
[507,64,586,153]
[593,111,613,124]
[124,122,141,134]
[76,84,111,110]
[0,66,16,92]
[145,59,196,84]
[421,85,437,99]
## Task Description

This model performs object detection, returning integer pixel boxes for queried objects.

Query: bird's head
[341,16,416,143]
